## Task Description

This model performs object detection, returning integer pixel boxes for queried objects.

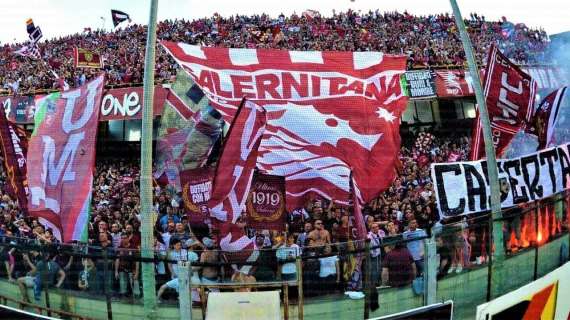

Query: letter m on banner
[27,75,104,242]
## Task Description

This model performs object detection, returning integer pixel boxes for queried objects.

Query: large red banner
[161,42,408,210]
[0,111,29,212]
[246,173,286,231]
[27,75,104,242]
[470,45,537,160]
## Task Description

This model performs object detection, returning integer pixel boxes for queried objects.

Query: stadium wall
[0,233,567,320]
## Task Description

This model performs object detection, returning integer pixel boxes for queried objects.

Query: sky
[0,0,568,44]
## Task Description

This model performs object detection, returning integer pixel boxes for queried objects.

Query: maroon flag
[350,173,367,241]
[0,111,29,211]
[208,99,267,223]
[246,173,286,231]
[73,47,102,68]
[180,167,213,224]
[527,87,567,149]
[470,45,537,160]
[27,75,104,242]
[161,42,408,210]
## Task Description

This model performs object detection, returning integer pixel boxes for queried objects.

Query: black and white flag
[111,9,131,27]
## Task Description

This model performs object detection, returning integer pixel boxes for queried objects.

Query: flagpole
[140,0,159,318]
[449,0,505,299]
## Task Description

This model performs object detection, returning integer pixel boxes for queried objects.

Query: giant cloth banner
[161,42,408,210]
[27,75,104,242]
[431,143,570,218]
[470,45,537,160]
[0,110,29,212]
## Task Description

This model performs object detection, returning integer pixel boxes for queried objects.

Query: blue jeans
[414,259,424,276]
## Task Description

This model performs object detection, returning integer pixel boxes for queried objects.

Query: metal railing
[0,192,568,319]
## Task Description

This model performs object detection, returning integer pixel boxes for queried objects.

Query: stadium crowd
[1,10,548,95]
[0,129,485,301]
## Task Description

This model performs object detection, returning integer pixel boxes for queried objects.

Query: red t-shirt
[382,247,414,287]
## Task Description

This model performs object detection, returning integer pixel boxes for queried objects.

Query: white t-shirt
[168,249,199,278]
[319,255,338,278]
[276,245,300,274]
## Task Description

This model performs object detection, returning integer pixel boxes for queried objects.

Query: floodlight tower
[449,0,505,300]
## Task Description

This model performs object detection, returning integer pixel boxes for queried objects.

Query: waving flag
[14,43,41,59]
[470,45,536,160]
[0,111,29,212]
[27,75,104,242]
[208,99,267,223]
[154,70,222,189]
[527,87,567,149]
[161,42,408,210]
[350,172,367,241]
[73,48,102,68]
[111,9,131,27]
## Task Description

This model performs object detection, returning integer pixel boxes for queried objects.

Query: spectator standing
[276,234,300,281]
[296,222,312,249]
[367,223,385,286]
[381,242,416,287]
[402,219,427,275]
[318,245,339,293]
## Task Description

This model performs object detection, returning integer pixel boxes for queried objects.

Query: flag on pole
[469,45,536,160]
[207,99,267,223]
[160,42,409,211]
[350,172,367,241]
[111,9,131,27]
[14,43,41,59]
[527,86,567,149]
[0,110,29,213]
[27,75,105,242]
[73,47,103,68]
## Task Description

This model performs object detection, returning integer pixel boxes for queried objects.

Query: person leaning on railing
[275,233,300,281]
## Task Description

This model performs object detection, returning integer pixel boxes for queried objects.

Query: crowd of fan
[0,129,491,302]
[1,10,548,95]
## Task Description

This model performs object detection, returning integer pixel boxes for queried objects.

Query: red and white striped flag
[470,45,536,160]
[208,99,267,223]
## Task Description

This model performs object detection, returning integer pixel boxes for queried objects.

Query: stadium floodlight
[449,0,505,300]
[140,0,159,319]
